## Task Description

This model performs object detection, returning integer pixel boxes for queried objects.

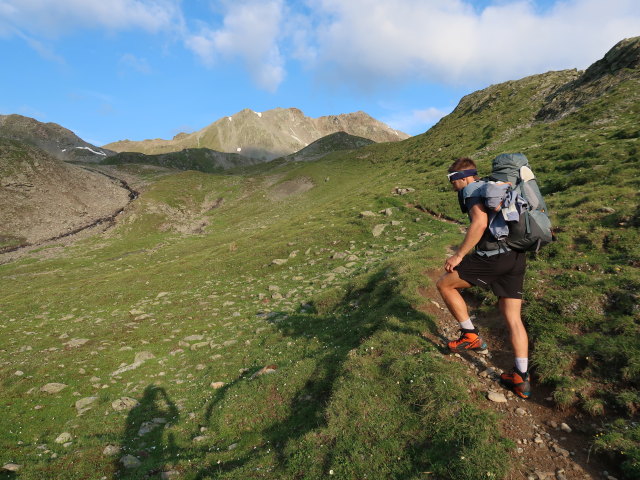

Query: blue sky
[1,0,639,146]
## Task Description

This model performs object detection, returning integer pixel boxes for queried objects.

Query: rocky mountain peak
[536,36,640,122]
[104,107,408,161]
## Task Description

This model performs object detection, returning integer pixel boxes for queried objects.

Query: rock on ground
[40,383,67,394]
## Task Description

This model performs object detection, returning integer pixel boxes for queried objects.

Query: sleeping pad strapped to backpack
[487,153,553,253]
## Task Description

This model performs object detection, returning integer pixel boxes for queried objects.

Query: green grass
[1,153,510,479]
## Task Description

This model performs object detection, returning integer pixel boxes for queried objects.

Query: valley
[1,37,639,480]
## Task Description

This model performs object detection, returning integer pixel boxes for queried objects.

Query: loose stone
[55,432,72,444]
[120,455,141,469]
[552,444,570,457]
[112,397,140,412]
[372,224,386,237]
[75,396,98,414]
[487,391,508,403]
[103,445,120,456]
[40,383,67,394]
[359,211,376,217]
[183,335,204,342]
[2,463,22,472]
[160,470,180,479]
[560,423,572,433]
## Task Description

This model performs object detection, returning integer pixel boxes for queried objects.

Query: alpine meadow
[1,37,639,480]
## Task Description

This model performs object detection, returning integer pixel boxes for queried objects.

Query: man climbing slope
[436,157,531,399]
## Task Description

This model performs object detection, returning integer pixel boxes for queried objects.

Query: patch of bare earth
[149,194,224,235]
[417,269,614,480]
[267,177,315,201]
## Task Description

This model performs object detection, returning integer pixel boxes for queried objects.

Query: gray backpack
[487,153,553,252]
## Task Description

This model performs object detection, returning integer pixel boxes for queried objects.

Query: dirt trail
[417,269,612,480]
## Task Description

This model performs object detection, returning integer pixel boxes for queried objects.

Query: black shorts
[455,250,526,299]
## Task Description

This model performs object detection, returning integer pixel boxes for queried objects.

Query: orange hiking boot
[447,328,487,352]
[500,368,531,399]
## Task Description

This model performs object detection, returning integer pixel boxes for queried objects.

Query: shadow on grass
[116,385,180,479]
[192,266,442,479]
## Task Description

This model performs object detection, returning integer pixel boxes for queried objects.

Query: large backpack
[487,153,553,252]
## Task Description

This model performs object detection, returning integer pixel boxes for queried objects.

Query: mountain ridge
[103,107,408,160]
[0,114,114,163]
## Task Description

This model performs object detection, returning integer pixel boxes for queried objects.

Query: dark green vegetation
[104,148,260,173]
[280,131,375,163]
[1,37,639,479]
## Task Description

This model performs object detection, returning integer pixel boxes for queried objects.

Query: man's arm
[444,202,489,272]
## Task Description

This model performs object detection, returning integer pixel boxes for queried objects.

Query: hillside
[0,37,639,480]
[0,139,132,249]
[0,114,114,163]
[280,131,375,163]
[103,108,407,161]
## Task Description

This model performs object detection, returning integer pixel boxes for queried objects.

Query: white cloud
[0,0,182,36]
[383,106,453,135]
[185,0,286,92]
[305,0,640,87]
[14,30,65,64]
[119,53,152,74]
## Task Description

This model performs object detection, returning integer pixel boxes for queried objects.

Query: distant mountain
[0,114,114,163]
[103,108,408,161]
[103,148,262,173]
[0,138,130,248]
[280,131,375,163]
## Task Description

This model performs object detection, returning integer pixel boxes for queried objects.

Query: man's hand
[444,253,463,272]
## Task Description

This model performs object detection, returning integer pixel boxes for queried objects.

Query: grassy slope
[1,61,639,479]
[0,154,509,479]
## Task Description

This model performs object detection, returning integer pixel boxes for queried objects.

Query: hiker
[436,157,531,399]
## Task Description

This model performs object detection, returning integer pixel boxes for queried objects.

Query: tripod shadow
[117,385,180,478]
[192,266,441,478]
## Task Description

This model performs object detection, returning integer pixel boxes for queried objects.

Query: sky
[0,1,639,146]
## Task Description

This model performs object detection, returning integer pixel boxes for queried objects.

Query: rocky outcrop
[536,36,640,121]
[104,108,408,161]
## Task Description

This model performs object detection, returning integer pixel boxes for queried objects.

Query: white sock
[515,357,528,373]
[459,318,475,330]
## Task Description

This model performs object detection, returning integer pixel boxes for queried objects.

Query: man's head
[447,157,479,191]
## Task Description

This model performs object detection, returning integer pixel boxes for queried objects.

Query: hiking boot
[447,328,487,352]
[500,368,531,399]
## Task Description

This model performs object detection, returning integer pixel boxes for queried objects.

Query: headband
[447,169,477,181]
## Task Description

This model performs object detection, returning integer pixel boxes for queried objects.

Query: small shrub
[614,390,640,416]
[593,420,640,479]
[553,387,578,409]
[582,397,605,416]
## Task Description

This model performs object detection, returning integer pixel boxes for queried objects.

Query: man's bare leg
[437,271,487,351]
[498,297,528,358]
[436,271,473,323]
[498,296,531,398]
